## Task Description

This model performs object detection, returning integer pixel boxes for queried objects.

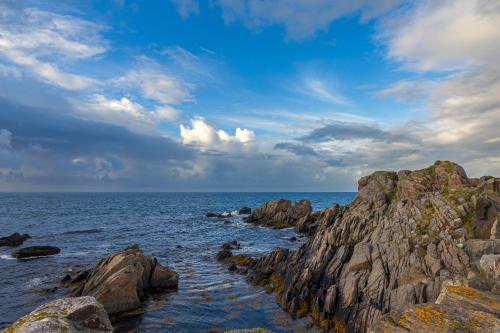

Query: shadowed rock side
[244,199,327,235]
[11,246,60,259]
[71,244,178,315]
[241,161,500,332]
[2,296,112,333]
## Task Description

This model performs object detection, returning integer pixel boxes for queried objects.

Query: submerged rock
[11,246,60,259]
[3,296,112,333]
[71,244,178,315]
[241,161,500,332]
[0,233,31,247]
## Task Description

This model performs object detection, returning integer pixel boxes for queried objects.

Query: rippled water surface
[0,192,355,332]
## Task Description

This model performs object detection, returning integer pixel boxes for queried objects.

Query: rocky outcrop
[71,244,178,315]
[239,207,252,215]
[244,199,317,233]
[241,161,500,332]
[11,246,60,259]
[0,233,31,247]
[3,296,112,333]
[374,284,500,332]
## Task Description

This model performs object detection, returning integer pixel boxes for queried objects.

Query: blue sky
[0,0,499,191]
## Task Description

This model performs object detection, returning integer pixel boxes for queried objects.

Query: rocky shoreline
[222,161,500,332]
[3,160,499,332]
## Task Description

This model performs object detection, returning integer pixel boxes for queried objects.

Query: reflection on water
[0,192,355,332]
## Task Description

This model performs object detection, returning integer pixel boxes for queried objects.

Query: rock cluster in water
[237,161,500,332]
[244,199,324,235]
[4,245,179,332]
[70,244,178,315]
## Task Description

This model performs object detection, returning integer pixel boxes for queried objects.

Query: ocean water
[0,192,355,332]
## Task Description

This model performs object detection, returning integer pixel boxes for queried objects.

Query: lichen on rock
[2,296,112,333]
[240,161,500,332]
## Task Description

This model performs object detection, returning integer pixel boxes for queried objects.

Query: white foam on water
[0,254,15,260]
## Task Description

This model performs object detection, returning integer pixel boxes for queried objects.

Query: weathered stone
[3,296,112,333]
[479,254,500,277]
[374,285,500,332]
[0,233,31,247]
[12,246,60,259]
[244,199,315,233]
[72,245,178,315]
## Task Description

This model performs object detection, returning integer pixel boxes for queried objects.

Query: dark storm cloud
[0,98,194,162]
[274,142,318,157]
[299,121,414,143]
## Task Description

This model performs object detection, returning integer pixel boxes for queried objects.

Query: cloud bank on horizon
[0,0,499,191]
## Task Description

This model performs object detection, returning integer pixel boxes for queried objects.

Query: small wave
[61,228,104,235]
[0,254,15,260]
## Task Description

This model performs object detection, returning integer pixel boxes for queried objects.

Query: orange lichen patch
[447,285,499,307]
[2,311,68,333]
[399,304,447,329]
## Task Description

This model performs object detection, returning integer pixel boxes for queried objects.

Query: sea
[0,192,356,332]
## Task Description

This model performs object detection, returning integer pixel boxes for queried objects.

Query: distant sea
[0,192,355,332]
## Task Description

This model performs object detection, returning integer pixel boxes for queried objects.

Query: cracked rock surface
[242,161,500,332]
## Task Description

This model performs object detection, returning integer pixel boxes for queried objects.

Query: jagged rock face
[72,244,178,315]
[3,296,112,333]
[246,161,500,332]
[244,199,316,233]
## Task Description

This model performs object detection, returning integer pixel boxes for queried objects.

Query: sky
[0,0,499,191]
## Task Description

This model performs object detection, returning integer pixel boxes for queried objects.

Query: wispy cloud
[302,77,351,106]
[0,4,106,90]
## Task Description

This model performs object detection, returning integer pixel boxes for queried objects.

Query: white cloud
[302,77,350,105]
[0,5,106,90]
[0,129,12,150]
[73,94,156,134]
[382,0,500,71]
[114,67,193,105]
[74,94,183,134]
[170,0,200,19]
[180,117,255,147]
[376,0,500,176]
[153,106,180,121]
[375,80,430,102]
[216,0,400,40]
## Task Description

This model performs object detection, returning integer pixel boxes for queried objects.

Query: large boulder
[12,246,60,259]
[239,207,252,215]
[3,296,112,333]
[0,233,31,247]
[244,199,314,233]
[71,244,178,315]
[241,161,500,332]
